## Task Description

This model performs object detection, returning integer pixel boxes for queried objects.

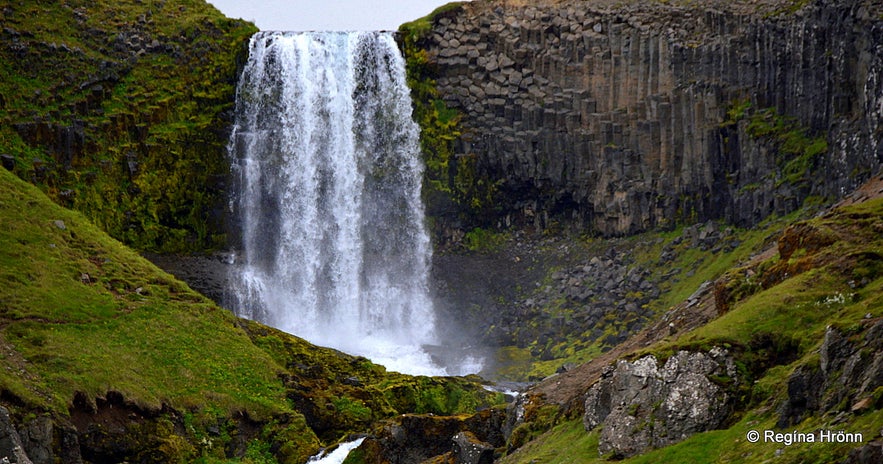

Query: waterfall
[227,31,469,376]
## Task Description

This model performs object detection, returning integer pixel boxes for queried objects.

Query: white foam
[307,437,366,464]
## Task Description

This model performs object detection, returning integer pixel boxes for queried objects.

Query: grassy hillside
[498,183,883,463]
[0,0,256,252]
[0,167,501,463]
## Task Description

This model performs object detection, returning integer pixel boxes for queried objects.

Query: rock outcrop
[778,319,883,427]
[583,348,738,458]
[419,0,883,235]
[0,0,257,252]
[0,407,33,464]
[356,409,506,463]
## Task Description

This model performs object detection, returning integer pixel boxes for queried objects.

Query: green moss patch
[1,0,258,252]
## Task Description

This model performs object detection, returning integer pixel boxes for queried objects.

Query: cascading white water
[306,438,365,464]
[227,31,468,376]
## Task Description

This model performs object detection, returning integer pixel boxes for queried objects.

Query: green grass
[399,2,467,41]
[463,227,508,252]
[0,157,506,461]
[674,200,883,351]
[499,419,600,464]
[501,198,883,463]
[683,270,870,347]
[491,213,801,382]
[0,167,288,416]
[500,358,883,464]
[647,225,775,314]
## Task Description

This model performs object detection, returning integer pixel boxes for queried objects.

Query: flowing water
[227,31,477,376]
[306,438,366,464]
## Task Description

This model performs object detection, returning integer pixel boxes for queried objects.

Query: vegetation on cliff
[0,0,256,252]
[399,3,502,232]
[1,0,880,462]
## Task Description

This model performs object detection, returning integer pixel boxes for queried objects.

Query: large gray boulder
[583,347,737,458]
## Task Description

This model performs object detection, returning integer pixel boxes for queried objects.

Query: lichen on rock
[583,347,738,458]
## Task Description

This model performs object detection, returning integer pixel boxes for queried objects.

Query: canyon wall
[419,0,883,235]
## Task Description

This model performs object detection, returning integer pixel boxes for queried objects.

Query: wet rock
[0,155,14,171]
[142,252,232,304]
[359,409,506,464]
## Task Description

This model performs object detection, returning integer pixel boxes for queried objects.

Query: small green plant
[463,227,506,252]
[745,107,829,188]
[399,9,501,227]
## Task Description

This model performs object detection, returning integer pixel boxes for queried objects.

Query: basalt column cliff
[417,0,883,235]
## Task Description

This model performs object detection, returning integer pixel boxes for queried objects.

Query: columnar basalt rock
[420,0,883,235]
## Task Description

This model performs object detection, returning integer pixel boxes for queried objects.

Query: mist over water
[227,31,479,376]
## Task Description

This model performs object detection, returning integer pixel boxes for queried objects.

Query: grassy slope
[0,167,501,462]
[485,210,798,382]
[0,167,285,415]
[500,196,883,463]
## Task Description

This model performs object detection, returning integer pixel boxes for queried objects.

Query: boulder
[0,155,14,171]
[583,348,737,458]
[451,431,494,464]
[358,409,506,464]
[17,416,53,464]
[844,441,883,464]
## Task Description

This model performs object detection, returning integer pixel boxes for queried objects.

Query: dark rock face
[16,416,56,464]
[0,155,14,171]
[357,409,506,464]
[421,0,883,235]
[0,407,33,464]
[142,252,232,304]
[778,319,883,427]
[845,441,883,464]
[583,348,738,458]
[452,431,495,464]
